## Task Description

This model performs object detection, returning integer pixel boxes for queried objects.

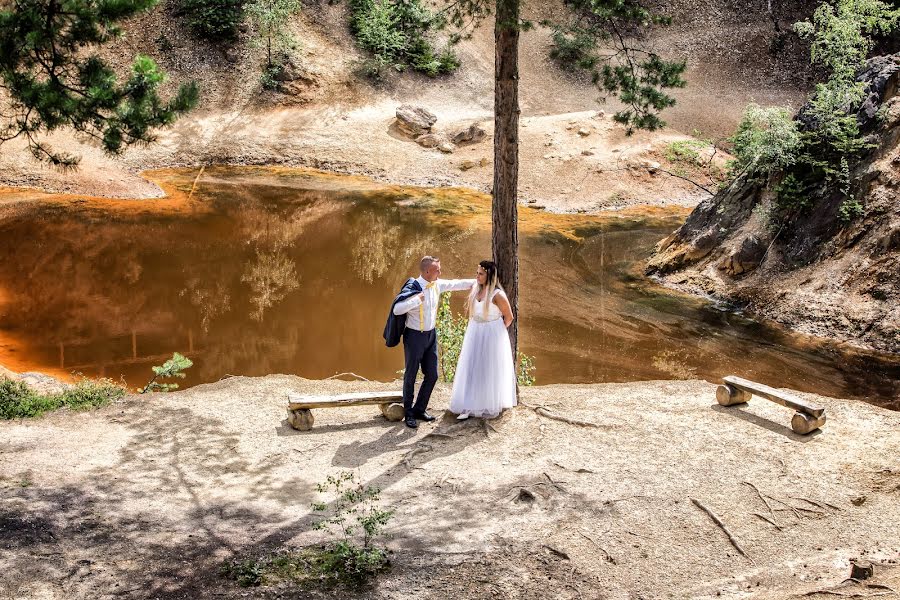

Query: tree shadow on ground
[0,399,491,599]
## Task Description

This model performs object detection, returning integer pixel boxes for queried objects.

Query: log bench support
[286,391,405,431]
[716,375,827,435]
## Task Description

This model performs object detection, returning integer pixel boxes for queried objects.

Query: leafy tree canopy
[0,0,199,168]
[440,0,686,133]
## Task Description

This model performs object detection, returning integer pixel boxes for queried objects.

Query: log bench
[716,375,826,435]
[286,391,405,431]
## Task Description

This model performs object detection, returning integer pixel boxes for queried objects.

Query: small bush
[220,542,390,589]
[63,377,126,410]
[222,472,392,590]
[436,293,466,383]
[549,28,598,72]
[839,196,865,222]
[664,139,709,167]
[140,352,193,393]
[773,173,811,213]
[517,352,536,386]
[260,63,283,90]
[347,0,457,78]
[181,0,245,41]
[0,378,58,419]
[1,376,125,420]
[729,104,803,178]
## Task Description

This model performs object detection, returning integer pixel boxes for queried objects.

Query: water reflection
[0,167,897,409]
[241,251,300,322]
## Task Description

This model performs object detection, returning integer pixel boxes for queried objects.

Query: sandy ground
[1,375,898,599]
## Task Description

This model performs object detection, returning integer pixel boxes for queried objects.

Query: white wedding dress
[448,289,517,418]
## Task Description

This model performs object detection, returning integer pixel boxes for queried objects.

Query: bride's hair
[466,260,503,319]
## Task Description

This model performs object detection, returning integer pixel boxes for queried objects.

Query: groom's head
[420,255,441,282]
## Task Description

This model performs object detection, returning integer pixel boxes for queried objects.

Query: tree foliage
[180,0,245,41]
[0,0,199,168]
[730,0,899,225]
[140,351,193,393]
[245,0,301,68]
[545,0,687,132]
[729,104,803,177]
[348,0,458,78]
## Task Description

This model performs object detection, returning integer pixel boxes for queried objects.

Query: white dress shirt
[393,276,476,332]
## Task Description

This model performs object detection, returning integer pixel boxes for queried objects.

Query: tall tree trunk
[493,0,521,361]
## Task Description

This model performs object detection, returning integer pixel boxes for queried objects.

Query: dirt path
[2,376,898,599]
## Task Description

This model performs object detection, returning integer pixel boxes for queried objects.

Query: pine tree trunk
[493,0,520,360]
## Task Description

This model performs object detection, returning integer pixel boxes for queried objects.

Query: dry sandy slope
[1,376,898,599]
[0,0,807,209]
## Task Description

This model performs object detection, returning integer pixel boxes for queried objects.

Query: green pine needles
[0,0,199,168]
[546,0,687,133]
[181,0,245,41]
[140,352,193,393]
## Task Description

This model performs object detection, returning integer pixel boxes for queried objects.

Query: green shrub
[140,352,193,393]
[664,139,709,167]
[839,197,865,221]
[62,377,127,410]
[549,28,598,72]
[246,0,302,67]
[347,0,457,78]
[1,376,125,419]
[0,378,59,419]
[220,542,390,589]
[728,104,803,178]
[773,173,811,213]
[436,293,466,383]
[260,63,283,90]
[516,352,536,387]
[221,472,392,590]
[437,293,537,386]
[181,0,245,41]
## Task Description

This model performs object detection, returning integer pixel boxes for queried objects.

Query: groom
[388,256,475,428]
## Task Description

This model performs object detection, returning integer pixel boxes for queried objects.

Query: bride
[449,260,517,419]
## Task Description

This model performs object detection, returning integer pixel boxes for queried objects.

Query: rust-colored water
[1,166,897,408]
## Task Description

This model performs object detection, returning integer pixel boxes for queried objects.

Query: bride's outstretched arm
[494,292,514,327]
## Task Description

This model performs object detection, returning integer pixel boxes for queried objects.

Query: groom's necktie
[420,281,436,331]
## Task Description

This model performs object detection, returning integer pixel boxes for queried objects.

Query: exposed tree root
[690,497,754,563]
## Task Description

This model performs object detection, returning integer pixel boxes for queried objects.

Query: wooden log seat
[715,375,826,435]
[286,391,405,431]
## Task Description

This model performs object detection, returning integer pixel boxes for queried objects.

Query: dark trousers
[402,328,438,419]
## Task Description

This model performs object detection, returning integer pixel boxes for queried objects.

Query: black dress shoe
[413,412,436,422]
[404,417,418,428]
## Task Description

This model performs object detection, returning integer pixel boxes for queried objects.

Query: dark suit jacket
[383,278,424,347]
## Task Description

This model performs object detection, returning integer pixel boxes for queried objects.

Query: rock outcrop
[396,105,437,137]
[451,123,486,145]
[647,53,900,353]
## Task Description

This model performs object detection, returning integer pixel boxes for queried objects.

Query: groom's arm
[393,293,424,315]
[437,278,476,293]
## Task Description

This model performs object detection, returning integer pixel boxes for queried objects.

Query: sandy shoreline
[1,374,898,599]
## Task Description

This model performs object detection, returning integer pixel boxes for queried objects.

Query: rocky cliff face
[647,54,900,354]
